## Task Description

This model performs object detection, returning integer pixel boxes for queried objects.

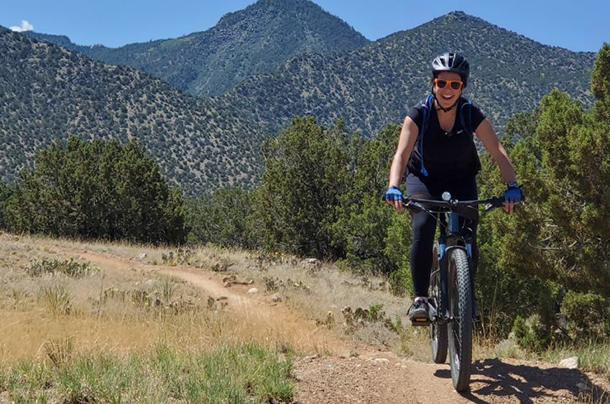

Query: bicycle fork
[434,213,476,324]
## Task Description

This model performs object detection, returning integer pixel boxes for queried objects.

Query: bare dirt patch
[294,354,610,403]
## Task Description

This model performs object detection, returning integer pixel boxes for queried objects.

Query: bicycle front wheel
[448,247,473,392]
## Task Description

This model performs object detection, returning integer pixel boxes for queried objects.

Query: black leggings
[405,174,479,297]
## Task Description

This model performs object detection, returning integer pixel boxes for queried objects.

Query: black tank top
[407,97,485,182]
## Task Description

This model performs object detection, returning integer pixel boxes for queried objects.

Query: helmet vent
[431,52,470,86]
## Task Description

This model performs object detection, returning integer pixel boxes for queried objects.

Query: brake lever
[405,200,426,214]
[485,197,505,212]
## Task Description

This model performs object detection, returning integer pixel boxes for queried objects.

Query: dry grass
[30,236,409,323]
[18,233,412,342]
[0,233,356,364]
[2,231,610,396]
[165,245,412,349]
[0,232,495,365]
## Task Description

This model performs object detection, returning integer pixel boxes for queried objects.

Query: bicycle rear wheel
[430,242,447,364]
[448,247,473,392]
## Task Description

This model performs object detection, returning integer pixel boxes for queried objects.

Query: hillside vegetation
[27,5,594,139]
[3,7,598,195]
[0,28,265,194]
[27,0,369,96]
[5,137,186,243]
[215,11,595,137]
[3,41,607,350]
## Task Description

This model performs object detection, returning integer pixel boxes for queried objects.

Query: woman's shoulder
[458,96,473,106]
[458,97,485,114]
[407,103,424,129]
[458,97,486,128]
[459,96,481,109]
[407,95,433,122]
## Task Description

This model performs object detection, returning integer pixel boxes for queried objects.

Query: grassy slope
[0,233,608,400]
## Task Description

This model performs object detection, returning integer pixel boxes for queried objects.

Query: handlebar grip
[484,193,526,212]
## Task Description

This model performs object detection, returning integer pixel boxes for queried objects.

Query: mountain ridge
[1,8,598,195]
[209,9,594,137]
[25,0,369,96]
[0,28,266,195]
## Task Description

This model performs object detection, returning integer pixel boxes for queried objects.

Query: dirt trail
[59,246,610,404]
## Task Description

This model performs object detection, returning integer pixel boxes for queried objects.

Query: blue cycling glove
[504,185,523,203]
[383,186,403,202]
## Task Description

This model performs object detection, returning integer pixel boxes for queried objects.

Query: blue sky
[1,0,608,52]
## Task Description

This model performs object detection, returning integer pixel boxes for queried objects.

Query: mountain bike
[404,192,506,392]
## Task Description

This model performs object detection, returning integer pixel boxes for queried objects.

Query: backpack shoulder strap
[420,94,434,133]
[459,98,473,135]
[418,94,435,177]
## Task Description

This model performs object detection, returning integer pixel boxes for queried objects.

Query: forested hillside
[26,0,369,96]
[27,4,593,139]
[5,8,597,195]
[214,11,595,136]
[0,27,265,194]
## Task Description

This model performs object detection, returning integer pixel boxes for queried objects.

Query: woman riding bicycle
[384,52,522,322]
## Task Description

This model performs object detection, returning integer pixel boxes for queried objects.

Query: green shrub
[561,291,609,338]
[8,137,186,244]
[27,258,97,278]
[254,117,349,258]
[185,187,256,249]
[0,181,12,229]
[388,267,413,297]
[512,314,552,352]
[368,304,385,322]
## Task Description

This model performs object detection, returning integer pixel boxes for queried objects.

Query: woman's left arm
[475,118,521,214]
[474,118,516,183]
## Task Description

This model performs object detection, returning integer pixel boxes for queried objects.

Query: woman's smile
[437,92,456,108]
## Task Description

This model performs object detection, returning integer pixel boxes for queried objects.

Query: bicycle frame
[431,211,474,325]
[405,195,504,325]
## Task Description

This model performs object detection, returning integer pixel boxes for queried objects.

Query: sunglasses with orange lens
[434,78,464,90]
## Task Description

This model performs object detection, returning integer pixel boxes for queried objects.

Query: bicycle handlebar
[403,195,510,217]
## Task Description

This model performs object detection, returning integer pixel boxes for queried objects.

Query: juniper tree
[8,136,186,243]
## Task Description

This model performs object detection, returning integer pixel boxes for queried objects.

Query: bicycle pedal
[410,318,431,326]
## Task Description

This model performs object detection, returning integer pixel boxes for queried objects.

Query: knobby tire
[448,248,473,392]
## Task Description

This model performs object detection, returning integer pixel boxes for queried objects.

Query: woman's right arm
[387,116,419,212]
